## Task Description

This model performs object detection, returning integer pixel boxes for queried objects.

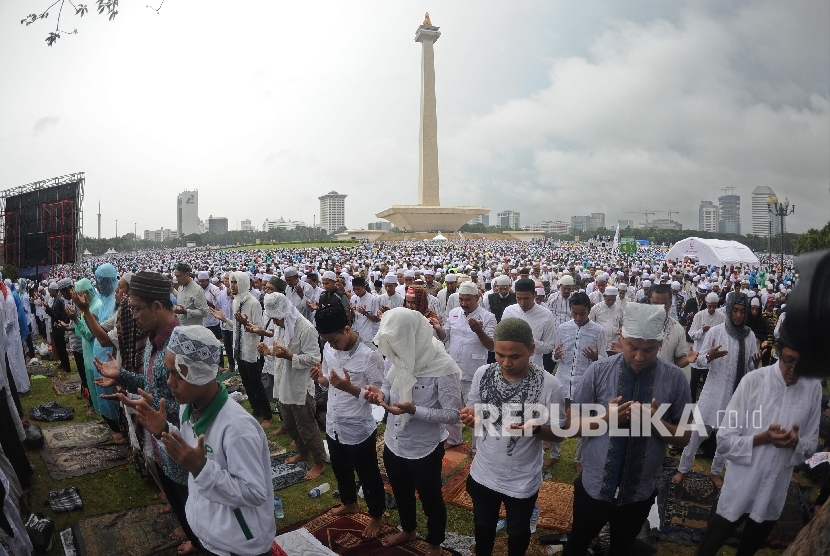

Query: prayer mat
[277,510,462,555]
[72,504,180,556]
[43,422,113,449]
[53,381,81,395]
[269,440,288,458]
[272,451,311,491]
[444,473,574,532]
[275,528,337,555]
[656,469,719,546]
[763,482,812,549]
[40,444,132,480]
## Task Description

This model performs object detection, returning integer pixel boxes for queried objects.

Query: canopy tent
[666,237,759,267]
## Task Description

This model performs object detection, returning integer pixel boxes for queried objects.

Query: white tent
[104,248,117,254]
[665,237,759,267]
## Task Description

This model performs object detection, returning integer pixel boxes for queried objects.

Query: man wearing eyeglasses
[695,319,821,556]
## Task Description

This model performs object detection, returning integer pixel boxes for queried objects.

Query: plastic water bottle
[529,505,539,533]
[495,518,507,532]
[273,495,284,519]
[308,483,331,498]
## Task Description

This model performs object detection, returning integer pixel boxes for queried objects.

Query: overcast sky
[1,1,828,237]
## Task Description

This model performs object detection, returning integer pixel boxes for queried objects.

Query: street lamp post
[766,195,795,271]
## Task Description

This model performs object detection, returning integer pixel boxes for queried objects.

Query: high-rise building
[319,191,347,234]
[368,221,393,231]
[467,214,490,227]
[177,191,199,237]
[649,218,683,230]
[699,201,719,233]
[617,219,634,229]
[143,228,178,242]
[207,216,228,234]
[240,219,255,232]
[497,210,520,230]
[751,186,781,237]
[718,194,741,235]
[263,217,307,231]
[570,215,589,232]
[531,220,570,234]
[588,213,606,230]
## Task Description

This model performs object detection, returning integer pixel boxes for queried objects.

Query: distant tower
[97,201,101,239]
[319,191,347,233]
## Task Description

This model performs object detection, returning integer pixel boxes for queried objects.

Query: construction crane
[667,210,680,221]
[721,186,745,195]
[624,210,657,225]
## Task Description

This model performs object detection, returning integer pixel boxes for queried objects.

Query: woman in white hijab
[365,308,462,555]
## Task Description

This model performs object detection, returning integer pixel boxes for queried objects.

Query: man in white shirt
[443,281,496,448]
[588,273,609,306]
[694,323,821,555]
[687,292,726,401]
[436,274,459,319]
[460,318,568,556]
[649,285,698,369]
[546,275,575,329]
[284,267,315,322]
[311,306,386,538]
[589,286,624,355]
[349,277,380,341]
[502,279,556,370]
[378,274,404,315]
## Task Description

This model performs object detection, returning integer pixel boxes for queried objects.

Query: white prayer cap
[642,280,652,287]
[621,303,666,341]
[671,281,681,290]
[167,325,221,386]
[284,267,299,277]
[322,271,337,281]
[598,273,609,281]
[618,283,628,291]
[558,275,575,286]
[383,274,398,284]
[750,297,761,307]
[424,269,434,276]
[604,286,618,296]
[705,292,719,303]
[197,271,209,280]
[510,269,518,274]
[48,282,59,290]
[649,274,657,280]
[404,270,415,278]
[445,274,458,282]
[692,275,700,282]
[746,290,756,298]
[458,281,478,295]
[535,286,546,296]
[494,275,511,286]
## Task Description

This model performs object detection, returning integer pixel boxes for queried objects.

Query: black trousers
[205,325,225,368]
[238,360,272,419]
[24,334,34,357]
[52,329,72,372]
[4,358,22,419]
[221,329,235,371]
[0,387,31,490]
[689,367,708,402]
[695,512,776,556]
[383,442,446,546]
[563,475,656,556]
[466,474,538,556]
[326,431,386,518]
[36,316,46,339]
[155,462,202,550]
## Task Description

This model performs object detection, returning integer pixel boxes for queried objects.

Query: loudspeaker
[22,233,48,261]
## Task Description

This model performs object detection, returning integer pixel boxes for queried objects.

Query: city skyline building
[207,215,228,234]
[177,190,199,237]
[751,186,781,237]
[497,210,521,230]
[699,200,719,233]
[263,217,307,231]
[467,213,490,227]
[319,191,347,234]
[718,194,741,235]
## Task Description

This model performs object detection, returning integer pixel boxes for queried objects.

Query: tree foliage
[794,221,830,254]
[22,0,129,46]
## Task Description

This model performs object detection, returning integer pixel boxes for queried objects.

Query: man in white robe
[695,322,821,555]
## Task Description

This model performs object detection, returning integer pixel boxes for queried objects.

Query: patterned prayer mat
[277,510,461,555]
[72,504,180,556]
[272,451,312,491]
[444,473,574,532]
[43,422,113,449]
[40,444,132,480]
[53,381,82,395]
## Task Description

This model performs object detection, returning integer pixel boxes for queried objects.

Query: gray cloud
[32,116,59,135]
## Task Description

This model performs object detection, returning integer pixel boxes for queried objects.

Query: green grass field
[22,356,813,555]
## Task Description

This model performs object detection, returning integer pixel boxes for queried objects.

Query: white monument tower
[376,13,488,232]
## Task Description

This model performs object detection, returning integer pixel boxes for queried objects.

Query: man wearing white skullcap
[122,326,276,556]
[443,280,496,447]
[197,271,224,368]
[379,274,404,313]
[481,274,515,323]
[172,264,208,327]
[589,286,623,355]
[564,303,692,556]
[436,273,459,321]
[687,292,726,402]
[546,274,576,329]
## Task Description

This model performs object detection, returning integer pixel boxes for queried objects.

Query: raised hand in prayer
[272,344,292,360]
[309,363,329,387]
[382,400,416,416]
[604,395,635,425]
[363,385,385,405]
[173,304,187,315]
[64,305,76,319]
[328,369,352,392]
[307,300,319,311]
[459,406,476,427]
[71,289,90,312]
[161,430,207,475]
[208,307,225,321]
[104,389,168,436]
[234,312,249,325]
[256,342,270,356]
[582,343,600,361]
[554,343,564,360]
[751,351,762,368]
[680,349,699,366]
[707,344,728,361]
[467,317,483,333]
[94,352,122,380]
